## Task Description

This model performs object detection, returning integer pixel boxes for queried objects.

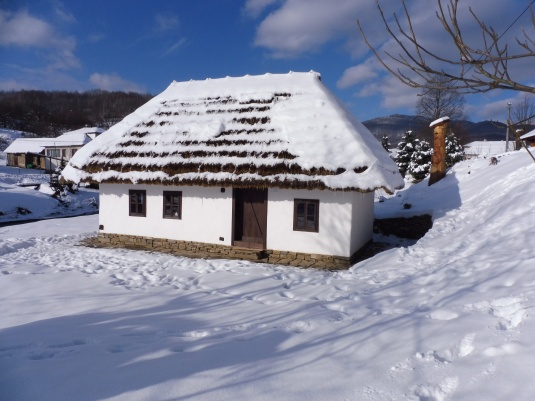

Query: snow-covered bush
[408,139,432,181]
[395,130,418,177]
[446,132,465,167]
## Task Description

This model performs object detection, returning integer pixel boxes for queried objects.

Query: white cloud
[0,9,79,70]
[358,74,419,111]
[243,0,279,18]
[0,9,55,47]
[155,13,180,32]
[337,64,378,89]
[161,38,188,57]
[89,73,146,93]
[88,33,105,43]
[253,0,372,58]
[52,1,75,23]
[251,0,535,119]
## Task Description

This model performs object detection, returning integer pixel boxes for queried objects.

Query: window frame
[162,191,182,219]
[47,148,60,158]
[293,199,319,233]
[129,189,147,217]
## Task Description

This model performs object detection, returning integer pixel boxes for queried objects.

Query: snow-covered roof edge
[520,128,535,140]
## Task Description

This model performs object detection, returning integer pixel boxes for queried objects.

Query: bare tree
[513,94,535,125]
[358,0,535,94]
[512,94,535,148]
[416,78,466,141]
[416,76,466,122]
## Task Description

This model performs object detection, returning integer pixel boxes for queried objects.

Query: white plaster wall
[349,191,375,255]
[266,188,363,257]
[99,184,233,246]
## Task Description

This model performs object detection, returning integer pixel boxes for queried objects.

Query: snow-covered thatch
[62,72,403,193]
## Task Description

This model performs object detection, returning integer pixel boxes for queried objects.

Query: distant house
[5,127,103,171]
[62,72,403,269]
[520,129,535,147]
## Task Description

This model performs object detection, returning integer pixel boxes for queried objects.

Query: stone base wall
[92,233,354,270]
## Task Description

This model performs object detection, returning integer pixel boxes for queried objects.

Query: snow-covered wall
[267,189,373,257]
[99,184,233,246]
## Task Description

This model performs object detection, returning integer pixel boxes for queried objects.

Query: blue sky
[1,0,534,122]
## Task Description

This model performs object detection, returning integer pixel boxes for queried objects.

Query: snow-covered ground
[464,140,509,157]
[0,158,99,224]
[1,149,535,401]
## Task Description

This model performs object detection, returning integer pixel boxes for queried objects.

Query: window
[163,191,182,219]
[293,199,319,232]
[47,149,60,158]
[129,190,146,217]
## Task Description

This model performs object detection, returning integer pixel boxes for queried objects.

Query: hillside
[363,114,511,143]
[1,148,535,400]
[0,90,152,137]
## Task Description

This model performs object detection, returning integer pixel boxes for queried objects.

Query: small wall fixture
[99,224,104,230]
[219,237,224,241]
[220,188,226,193]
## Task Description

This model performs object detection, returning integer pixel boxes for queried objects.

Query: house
[520,129,535,147]
[42,127,104,171]
[5,127,103,171]
[62,72,404,269]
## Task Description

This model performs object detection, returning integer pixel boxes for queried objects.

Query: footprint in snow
[416,333,476,365]
[482,342,522,357]
[414,376,459,401]
[427,309,459,321]
[280,290,295,299]
[285,320,313,333]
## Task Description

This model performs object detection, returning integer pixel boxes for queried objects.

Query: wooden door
[233,188,267,249]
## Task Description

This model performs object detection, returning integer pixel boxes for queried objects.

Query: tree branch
[357,0,535,94]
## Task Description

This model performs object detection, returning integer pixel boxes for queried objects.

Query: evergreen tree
[381,135,391,152]
[395,130,418,177]
[445,132,465,167]
[409,139,433,181]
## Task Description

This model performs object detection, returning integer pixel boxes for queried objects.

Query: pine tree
[445,132,465,167]
[381,135,391,152]
[395,130,418,177]
[408,139,433,181]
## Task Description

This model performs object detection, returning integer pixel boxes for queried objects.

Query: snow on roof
[62,72,404,193]
[4,138,56,154]
[61,127,105,137]
[520,128,535,140]
[4,128,100,154]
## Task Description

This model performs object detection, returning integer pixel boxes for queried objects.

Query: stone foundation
[87,233,356,270]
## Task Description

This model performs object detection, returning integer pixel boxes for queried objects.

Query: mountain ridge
[362,114,512,143]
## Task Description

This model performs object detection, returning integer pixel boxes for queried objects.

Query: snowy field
[1,149,535,400]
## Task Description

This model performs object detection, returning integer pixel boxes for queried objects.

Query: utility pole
[506,102,511,152]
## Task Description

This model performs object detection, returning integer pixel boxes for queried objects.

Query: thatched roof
[61,72,403,193]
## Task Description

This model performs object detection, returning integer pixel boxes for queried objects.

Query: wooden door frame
[231,187,268,249]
